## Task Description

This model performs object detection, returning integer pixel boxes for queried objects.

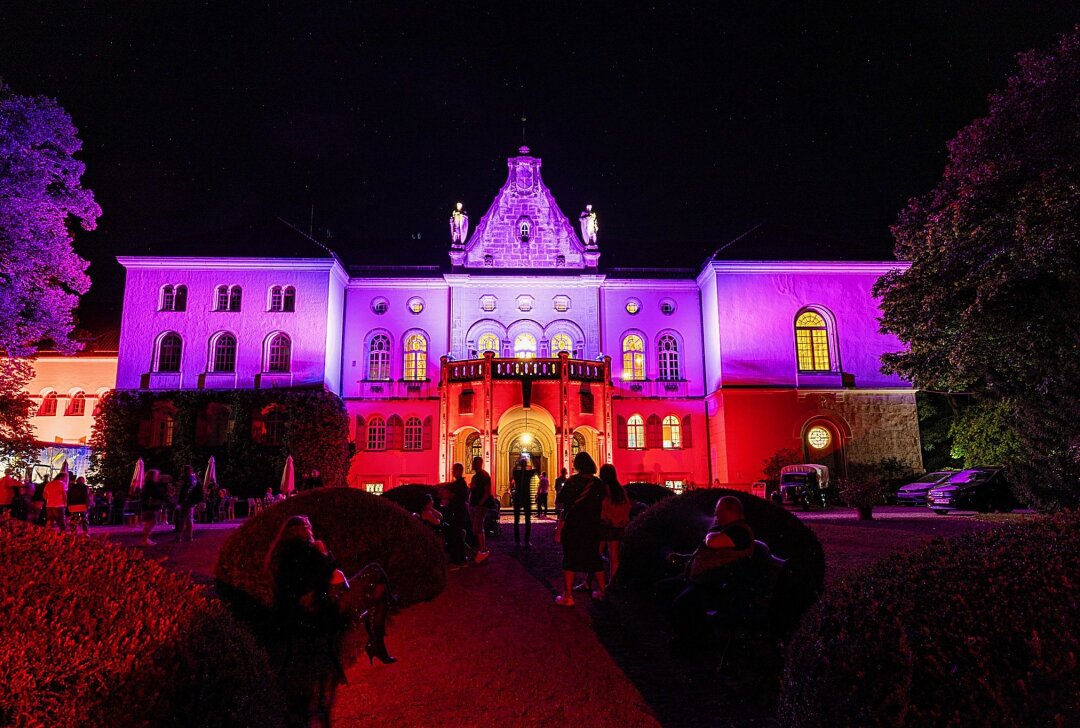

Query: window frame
[662,414,682,449]
[622,333,646,381]
[210,332,238,373]
[627,414,645,449]
[155,332,183,373]
[403,416,423,451]
[657,333,681,381]
[367,332,392,380]
[366,416,387,451]
[266,333,292,373]
[403,333,428,381]
[794,309,836,372]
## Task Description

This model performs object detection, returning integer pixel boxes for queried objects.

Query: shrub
[625,482,676,506]
[778,512,1080,727]
[836,462,887,517]
[0,518,281,728]
[382,483,441,514]
[619,488,825,633]
[215,488,446,613]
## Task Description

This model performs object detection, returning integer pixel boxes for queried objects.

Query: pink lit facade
[113,148,922,496]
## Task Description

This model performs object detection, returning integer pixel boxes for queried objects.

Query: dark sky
[2,2,1079,330]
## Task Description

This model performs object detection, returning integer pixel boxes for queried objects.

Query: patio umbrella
[280,455,295,496]
[130,458,145,496]
[204,455,217,487]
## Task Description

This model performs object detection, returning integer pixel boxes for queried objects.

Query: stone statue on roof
[450,202,469,246]
[579,204,598,247]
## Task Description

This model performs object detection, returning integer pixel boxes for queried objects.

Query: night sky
[2,2,1079,331]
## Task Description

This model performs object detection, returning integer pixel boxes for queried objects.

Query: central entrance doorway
[508,434,545,505]
[495,405,557,506]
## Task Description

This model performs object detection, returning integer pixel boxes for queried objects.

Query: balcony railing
[612,379,690,397]
[444,356,607,384]
[356,379,437,398]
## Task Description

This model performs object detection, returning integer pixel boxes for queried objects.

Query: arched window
[264,408,286,446]
[37,392,58,417]
[269,286,283,312]
[174,285,187,311]
[210,333,237,373]
[550,333,573,355]
[266,333,291,373]
[477,333,500,356]
[404,334,427,381]
[520,221,530,241]
[404,416,423,451]
[161,285,175,311]
[795,310,832,371]
[622,334,645,381]
[67,391,86,417]
[156,333,183,372]
[467,432,483,464]
[657,334,680,381]
[215,285,230,311]
[571,431,586,457]
[662,415,681,449]
[627,414,645,449]
[228,286,242,312]
[282,286,295,312]
[514,333,536,359]
[367,334,391,380]
[367,416,386,451]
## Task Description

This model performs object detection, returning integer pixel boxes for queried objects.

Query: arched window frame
[367,416,387,451]
[268,286,283,312]
[662,415,681,449]
[154,332,183,373]
[37,390,58,417]
[214,285,230,311]
[66,390,86,417]
[160,285,175,312]
[794,307,839,373]
[265,332,292,373]
[656,332,682,381]
[514,332,537,359]
[627,414,645,449]
[550,332,573,356]
[621,332,646,381]
[209,332,238,373]
[403,331,428,381]
[366,331,392,380]
[404,416,423,451]
[282,286,296,312]
[228,285,242,312]
[476,333,500,356]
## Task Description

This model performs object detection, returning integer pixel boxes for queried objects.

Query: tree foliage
[0,358,35,464]
[762,448,803,485]
[874,26,1080,508]
[948,400,1023,468]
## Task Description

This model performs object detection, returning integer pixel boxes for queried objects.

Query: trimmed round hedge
[625,482,676,507]
[619,488,825,633]
[382,483,440,514]
[778,513,1080,727]
[0,519,281,728]
[215,487,446,611]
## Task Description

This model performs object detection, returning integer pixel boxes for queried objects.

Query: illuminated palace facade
[114,147,922,496]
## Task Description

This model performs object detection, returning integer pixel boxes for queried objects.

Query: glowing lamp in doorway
[807,426,831,450]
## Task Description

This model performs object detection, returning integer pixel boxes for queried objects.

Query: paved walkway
[334,522,660,727]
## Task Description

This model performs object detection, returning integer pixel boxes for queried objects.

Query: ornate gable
[450,147,599,270]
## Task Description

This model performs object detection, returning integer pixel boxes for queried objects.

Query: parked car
[779,464,830,510]
[926,467,1020,514]
[895,471,954,506]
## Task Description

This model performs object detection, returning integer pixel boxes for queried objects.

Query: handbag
[600,487,632,528]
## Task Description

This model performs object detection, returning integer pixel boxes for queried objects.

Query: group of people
[136,465,207,546]
[0,467,95,535]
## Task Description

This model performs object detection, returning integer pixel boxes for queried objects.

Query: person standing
[67,476,92,535]
[511,458,532,547]
[28,478,45,525]
[445,462,469,568]
[554,453,606,605]
[598,464,632,585]
[0,468,21,517]
[139,469,168,547]
[554,468,569,517]
[468,456,491,563]
[536,471,550,518]
[176,464,204,543]
[303,469,324,491]
[43,472,69,533]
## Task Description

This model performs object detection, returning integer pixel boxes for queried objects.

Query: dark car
[926,467,1020,514]
[895,471,954,506]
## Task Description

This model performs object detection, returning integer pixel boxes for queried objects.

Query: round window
[659,299,676,315]
[407,297,424,314]
[807,426,831,450]
[625,299,641,315]
[371,298,389,315]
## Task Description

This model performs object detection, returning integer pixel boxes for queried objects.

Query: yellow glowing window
[404,334,427,380]
[662,415,681,449]
[477,333,500,355]
[551,333,573,355]
[625,299,640,315]
[627,414,645,449]
[622,334,645,381]
[514,333,536,359]
[408,297,424,314]
[795,311,831,371]
[807,426,831,450]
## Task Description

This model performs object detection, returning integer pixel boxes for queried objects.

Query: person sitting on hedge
[266,515,398,668]
[419,494,444,532]
[656,496,755,655]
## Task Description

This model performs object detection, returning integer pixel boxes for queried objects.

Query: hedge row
[0,519,281,728]
[779,512,1080,726]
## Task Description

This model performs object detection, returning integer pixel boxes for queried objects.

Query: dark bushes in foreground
[779,512,1080,727]
[382,483,440,514]
[619,488,825,633]
[215,487,447,612]
[0,519,281,728]
[625,482,676,507]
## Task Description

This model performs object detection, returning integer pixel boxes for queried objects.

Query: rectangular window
[364,483,385,495]
[664,480,685,495]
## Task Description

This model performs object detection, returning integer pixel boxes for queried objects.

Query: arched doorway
[802,418,845,479]
[572,426,600,468]
[495,405,556,505]
[508,434,544,505]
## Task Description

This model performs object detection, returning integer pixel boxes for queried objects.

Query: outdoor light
[807,426,831,450]
[521,432,532,445]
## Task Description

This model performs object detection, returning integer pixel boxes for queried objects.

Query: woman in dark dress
[554,452,607,605]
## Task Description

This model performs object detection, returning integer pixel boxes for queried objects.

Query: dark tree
[875,26,1080,508]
